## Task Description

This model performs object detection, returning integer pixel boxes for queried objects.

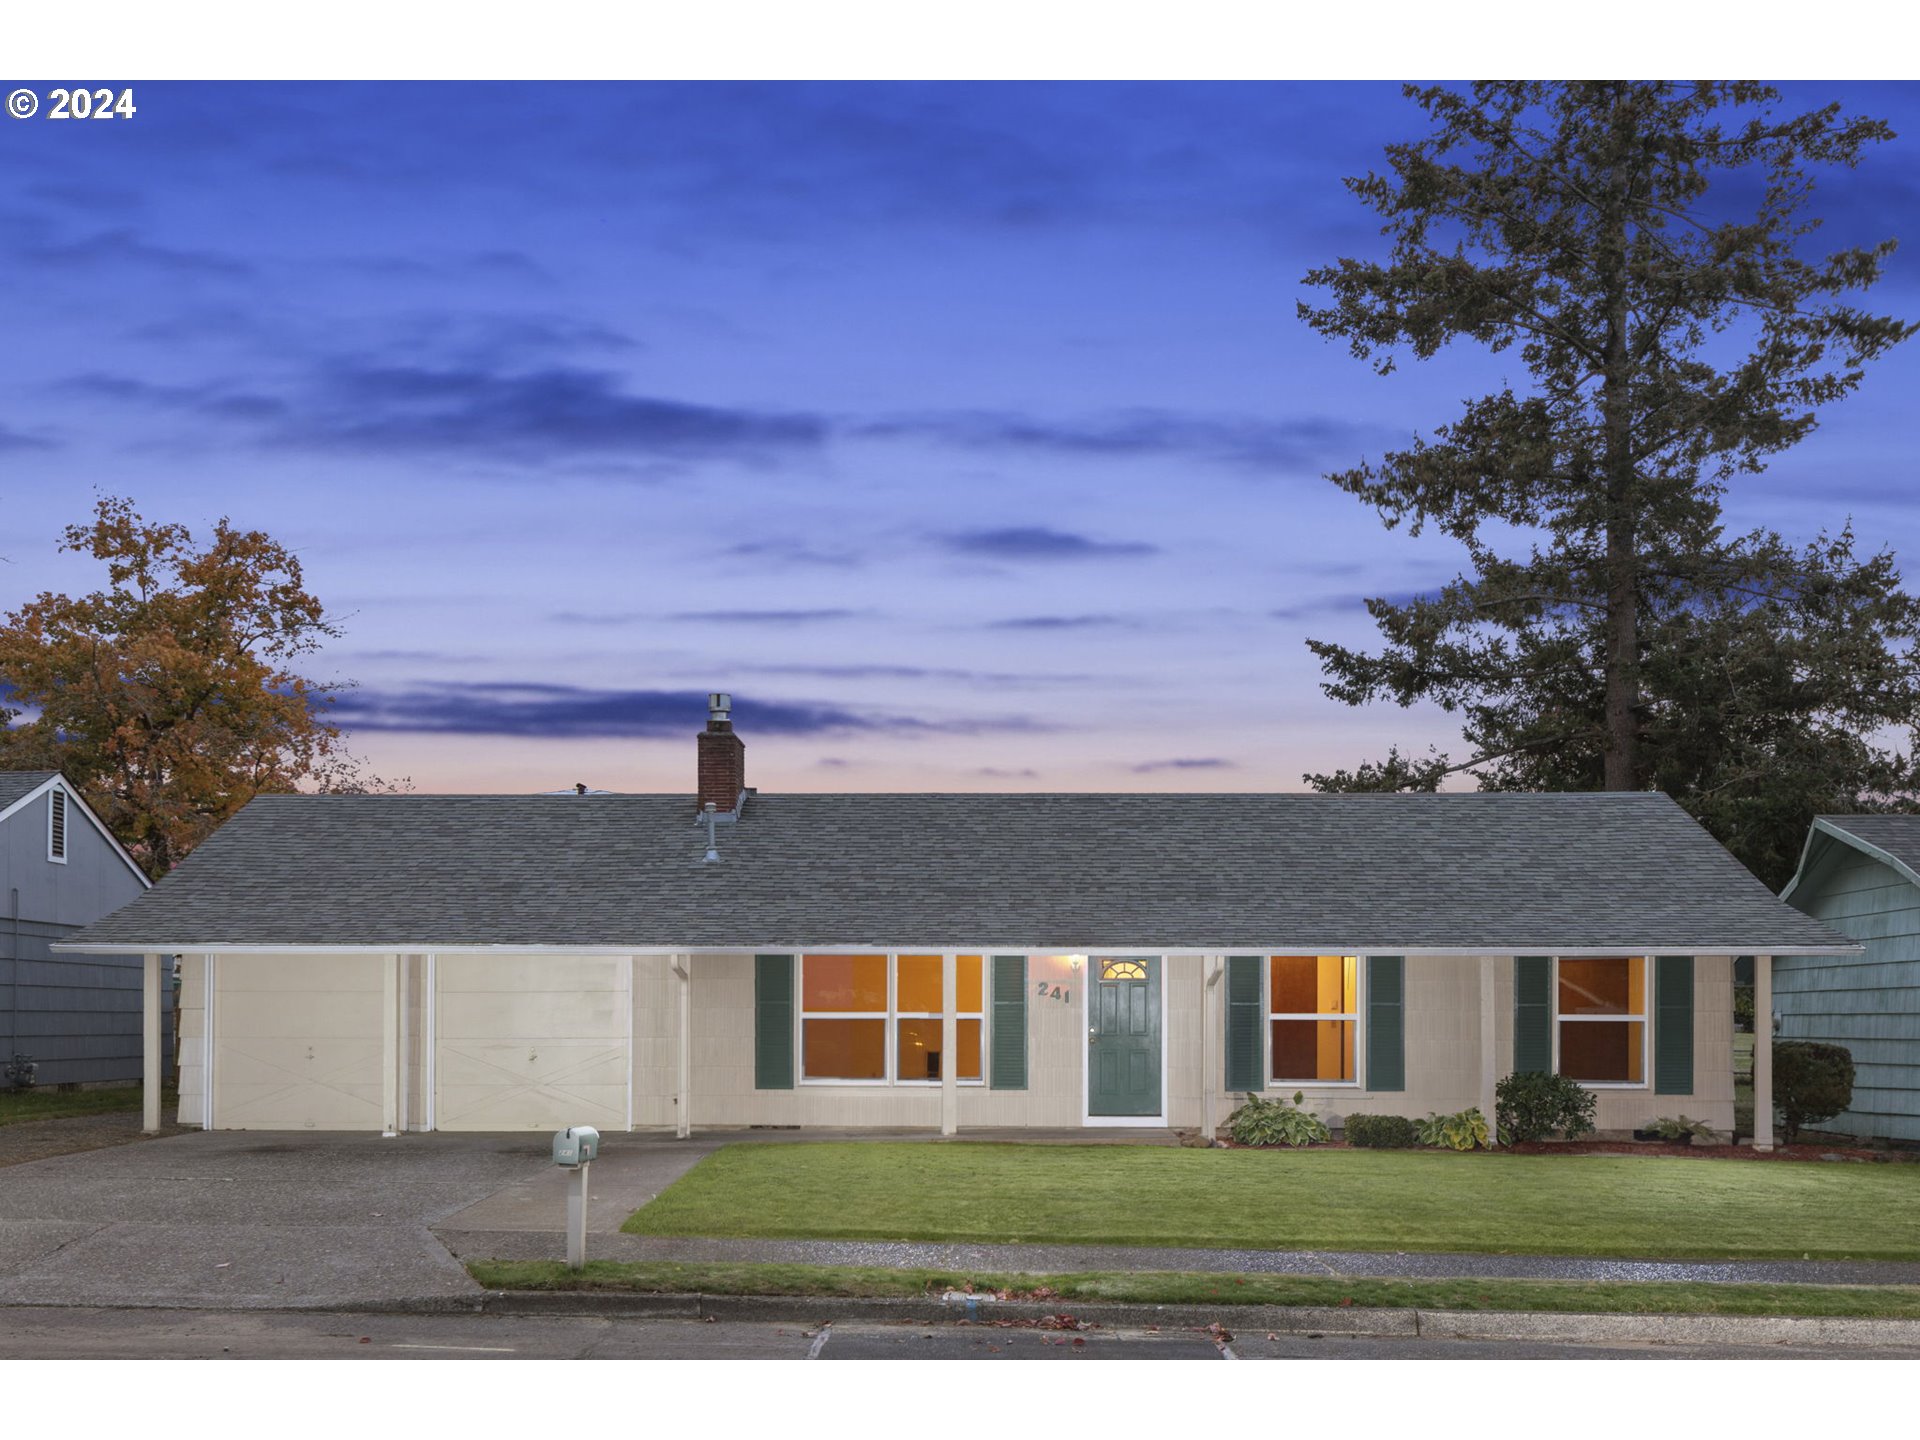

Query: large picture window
[1557,956,1646,1085]
[1268,955,1357,1084]
[801,953,983,1084]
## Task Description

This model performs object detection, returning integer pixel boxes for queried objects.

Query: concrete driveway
[0,1130,610,1309]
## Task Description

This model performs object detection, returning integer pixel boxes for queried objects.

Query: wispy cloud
[862,408,1377,471]
[59,361,826,466]
[985,614,1137,631]
[1268,590,1435,621]
[974,766,1039,779]
[940,526,1158,561]
[669,608,862,625]
[721,538,866,567]
[0,423,56,452]
[23,228,251,278]
[327,682,1051,740]
[328,683,871,739]
[1130,757,1235,773]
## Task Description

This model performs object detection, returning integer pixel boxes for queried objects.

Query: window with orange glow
[1557,957,1646,1085]
[1268,955,1357,1084]
[801,954,984,1083]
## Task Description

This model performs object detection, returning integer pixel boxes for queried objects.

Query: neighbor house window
[1557,956,1646,1086]
[801,953,983,1084]
[1269,955,1357,1084]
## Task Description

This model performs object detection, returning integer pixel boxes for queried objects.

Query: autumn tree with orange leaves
[0,495,393,877]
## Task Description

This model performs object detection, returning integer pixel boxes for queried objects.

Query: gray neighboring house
[0,772,156,1087]
[1779,815,1920,1143]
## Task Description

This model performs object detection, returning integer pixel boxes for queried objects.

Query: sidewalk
[437,1226,1920,1289]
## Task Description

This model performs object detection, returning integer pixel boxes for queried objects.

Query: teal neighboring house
[1779,816,1920,1143]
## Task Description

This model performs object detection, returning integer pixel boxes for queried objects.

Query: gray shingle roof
[60,790,1852,953]
[1809,814,1920,886]
[0,772,58,812]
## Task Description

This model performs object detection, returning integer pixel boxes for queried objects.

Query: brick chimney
[696,692,745,814]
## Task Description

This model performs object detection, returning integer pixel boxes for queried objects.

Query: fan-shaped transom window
[1099,959,1147,981]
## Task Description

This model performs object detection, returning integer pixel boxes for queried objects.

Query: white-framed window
[799,953,985,1085]
[1267,954,1359,1086]
[47,787,68,864]
[1556,956,1648,1088]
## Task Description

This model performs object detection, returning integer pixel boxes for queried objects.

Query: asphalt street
[0,1308,1910,1360]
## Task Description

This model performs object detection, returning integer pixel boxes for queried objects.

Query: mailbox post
[552,1125,601,1268]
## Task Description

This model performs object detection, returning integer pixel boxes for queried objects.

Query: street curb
[455,1289,1920,1347]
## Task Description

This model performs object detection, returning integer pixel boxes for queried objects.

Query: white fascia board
[0,775,151,889]
[51,938,1867,957]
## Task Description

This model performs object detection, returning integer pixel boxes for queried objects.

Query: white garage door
[433,954,629,1131]
[212,954,386,1130]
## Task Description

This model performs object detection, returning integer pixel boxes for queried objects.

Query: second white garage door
[433,954,629,1131]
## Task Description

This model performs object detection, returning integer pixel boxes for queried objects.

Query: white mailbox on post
[552,1125,601,1269]
[552,1125,600,1168]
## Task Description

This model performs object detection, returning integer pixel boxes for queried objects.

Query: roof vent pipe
[703,802,721,863]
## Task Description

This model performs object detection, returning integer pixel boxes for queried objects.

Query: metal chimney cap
[708,692,732,718]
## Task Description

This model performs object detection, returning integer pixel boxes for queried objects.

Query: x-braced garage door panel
[212,955,386,1130]
[434,954,629,1132]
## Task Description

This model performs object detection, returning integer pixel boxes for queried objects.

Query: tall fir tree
[1299,82,1920,885]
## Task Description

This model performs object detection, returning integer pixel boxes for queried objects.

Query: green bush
[1226,1091,1331,1148]
[1774,1041,1855,1144]
[1343,1114,1418,1148]
[1416,1107,1490,1151]
[1650,1115,1715,1142]
[1495,1070,1598,1144]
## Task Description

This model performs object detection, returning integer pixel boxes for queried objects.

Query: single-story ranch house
[58,698,1853,1149]
[1777,815,1920,1143]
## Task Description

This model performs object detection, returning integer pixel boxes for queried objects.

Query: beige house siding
[172,947,1735,1135]
[177,955,205,1127]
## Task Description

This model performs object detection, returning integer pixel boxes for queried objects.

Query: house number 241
[1035,981,1071,1004]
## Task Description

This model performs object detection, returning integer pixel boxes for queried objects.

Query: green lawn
[0,1086,146,1126]
[623,1142,1920,1261]
[468,1258,1920,1320]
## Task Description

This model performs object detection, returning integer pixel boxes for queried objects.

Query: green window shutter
[1654,955,1694,1095]
[1225,955,1263,1092]
[754,954,794,1090]
[1513,955,1553,1074]
[990,955,1028,1090]
[1365,955,1405,1092]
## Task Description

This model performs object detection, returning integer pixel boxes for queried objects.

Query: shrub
[1774,1041,1855,1144]
[1226,1091,1331,1148]
[1650,1115,1715,1142]
[1495,1070,1597,1144]
[1416,1107,1490,1150]
[1344,1114,1418,1148]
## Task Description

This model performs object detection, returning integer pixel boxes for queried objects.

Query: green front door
[1088,957,1161,1117]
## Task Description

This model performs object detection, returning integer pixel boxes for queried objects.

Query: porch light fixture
[1069,956,1081,971]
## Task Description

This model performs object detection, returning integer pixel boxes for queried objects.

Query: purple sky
[3,81,1918,796]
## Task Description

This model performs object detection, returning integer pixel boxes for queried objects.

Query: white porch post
[1753,954,1775,1151]
[1479,956,1498,1145]
[141,953,162,1134]
[1202,955,1220,1141]
[676,954,692,1140]
[381,952,401,1136]
[940,952,958,1136]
